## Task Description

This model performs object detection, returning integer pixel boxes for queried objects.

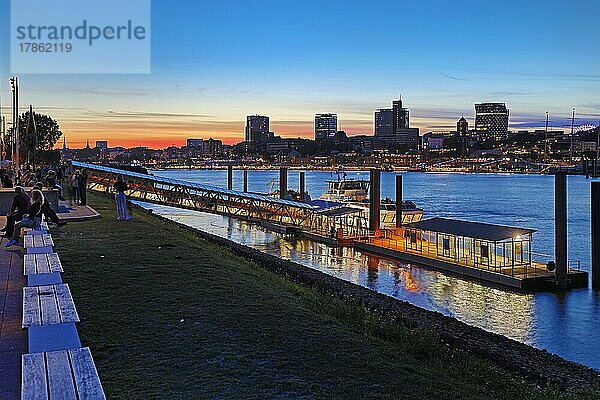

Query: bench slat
[48,253,63,273]
[33,235,43,248]
[39,286,61,325]
[47,350,77,400]
[22,352,48,400]
[36,254,51,274]
[23,287,41,328]
[70,348,106,400]
[24,284,79,327]
[24,235,34,248]
[24,254,37,275]
[43,234,54,247]
[55,284,80,324]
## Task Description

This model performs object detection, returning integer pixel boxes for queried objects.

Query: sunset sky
[1,0,600,148]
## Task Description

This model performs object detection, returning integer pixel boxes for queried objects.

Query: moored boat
[319,179,424,228]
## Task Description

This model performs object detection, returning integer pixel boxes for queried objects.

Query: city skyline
[1,0,600,148]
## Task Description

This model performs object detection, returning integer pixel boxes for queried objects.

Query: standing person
[114,176,131,221]
[5,189,44,247]
[70,170,80,205]
[56,166,64,184]
[0,187,31,238]
[78,169,88,206]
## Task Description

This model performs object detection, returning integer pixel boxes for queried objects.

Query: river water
[140,169,600,370]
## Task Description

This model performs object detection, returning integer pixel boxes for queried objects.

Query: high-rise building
[245,115,270,143]
[456,116,469,154]
[392,98,409,131]
[186,138,223,156]
[187,138,204,148]
[475,103,509,142]
[373,98,419,149]
[315,113,338,140]
[374,108,393,137]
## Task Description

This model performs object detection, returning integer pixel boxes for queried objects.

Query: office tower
[315,113,338,140]
[456,116,469,154]
[95,140,108,149]
[187,138,204,148]
[475,103,509,142]
[245,115,270,143]
[375,108,393,137]
[392,98,409,132]
[373,98,419,150]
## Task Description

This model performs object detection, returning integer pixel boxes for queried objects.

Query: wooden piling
[555,172,568,288]
[369,169,381,232]
[300,171,305,201]
[395,175,403,228]
[592,182,600,287]
[227,165,233,190]
[280,167,288,199]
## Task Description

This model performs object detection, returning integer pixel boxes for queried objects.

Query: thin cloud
[489,90,531,97]
[441,72,472,81]
[102,111,214,119]
[63,86,150,97]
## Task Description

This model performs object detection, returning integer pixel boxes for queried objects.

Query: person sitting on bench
[34,182,67,227]
[1,186,31,238]
[5,189,44,247]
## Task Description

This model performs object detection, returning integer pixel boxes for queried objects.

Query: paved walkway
[0,216,26,400]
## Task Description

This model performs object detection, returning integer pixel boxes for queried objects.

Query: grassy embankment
[52,193,596,399]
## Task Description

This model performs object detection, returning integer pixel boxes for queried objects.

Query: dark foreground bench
[24,233,55,254]
[24,253,64,286]
[23,284,81,353]
[22,347,105,399]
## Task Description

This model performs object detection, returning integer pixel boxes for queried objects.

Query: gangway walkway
[72,161,368,241]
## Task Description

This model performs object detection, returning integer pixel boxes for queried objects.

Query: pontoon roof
[406,217,536,242]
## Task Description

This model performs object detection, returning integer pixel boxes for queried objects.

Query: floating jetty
[354,217,588,290]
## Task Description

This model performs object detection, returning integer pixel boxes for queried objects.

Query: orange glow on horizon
[50,113,462,149]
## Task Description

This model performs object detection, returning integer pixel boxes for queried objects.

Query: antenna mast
[544,111,549,162]
[570,108,575,164]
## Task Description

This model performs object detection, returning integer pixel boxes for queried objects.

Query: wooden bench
[22,347,106,400]
[23,284,81,353]
[24,253,63,286]
[24,233,55,254]
[25,220,50,235]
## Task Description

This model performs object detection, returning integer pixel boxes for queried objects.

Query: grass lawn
[52,193,594,399]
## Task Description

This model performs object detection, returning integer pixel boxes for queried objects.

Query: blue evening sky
[0,0,599,146]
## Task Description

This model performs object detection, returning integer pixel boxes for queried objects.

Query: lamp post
[0,116,5,168]
[9,76,19,177]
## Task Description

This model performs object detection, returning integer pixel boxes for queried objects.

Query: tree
[6,111,63,158]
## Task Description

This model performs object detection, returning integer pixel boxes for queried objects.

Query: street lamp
[9,76,19,177]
